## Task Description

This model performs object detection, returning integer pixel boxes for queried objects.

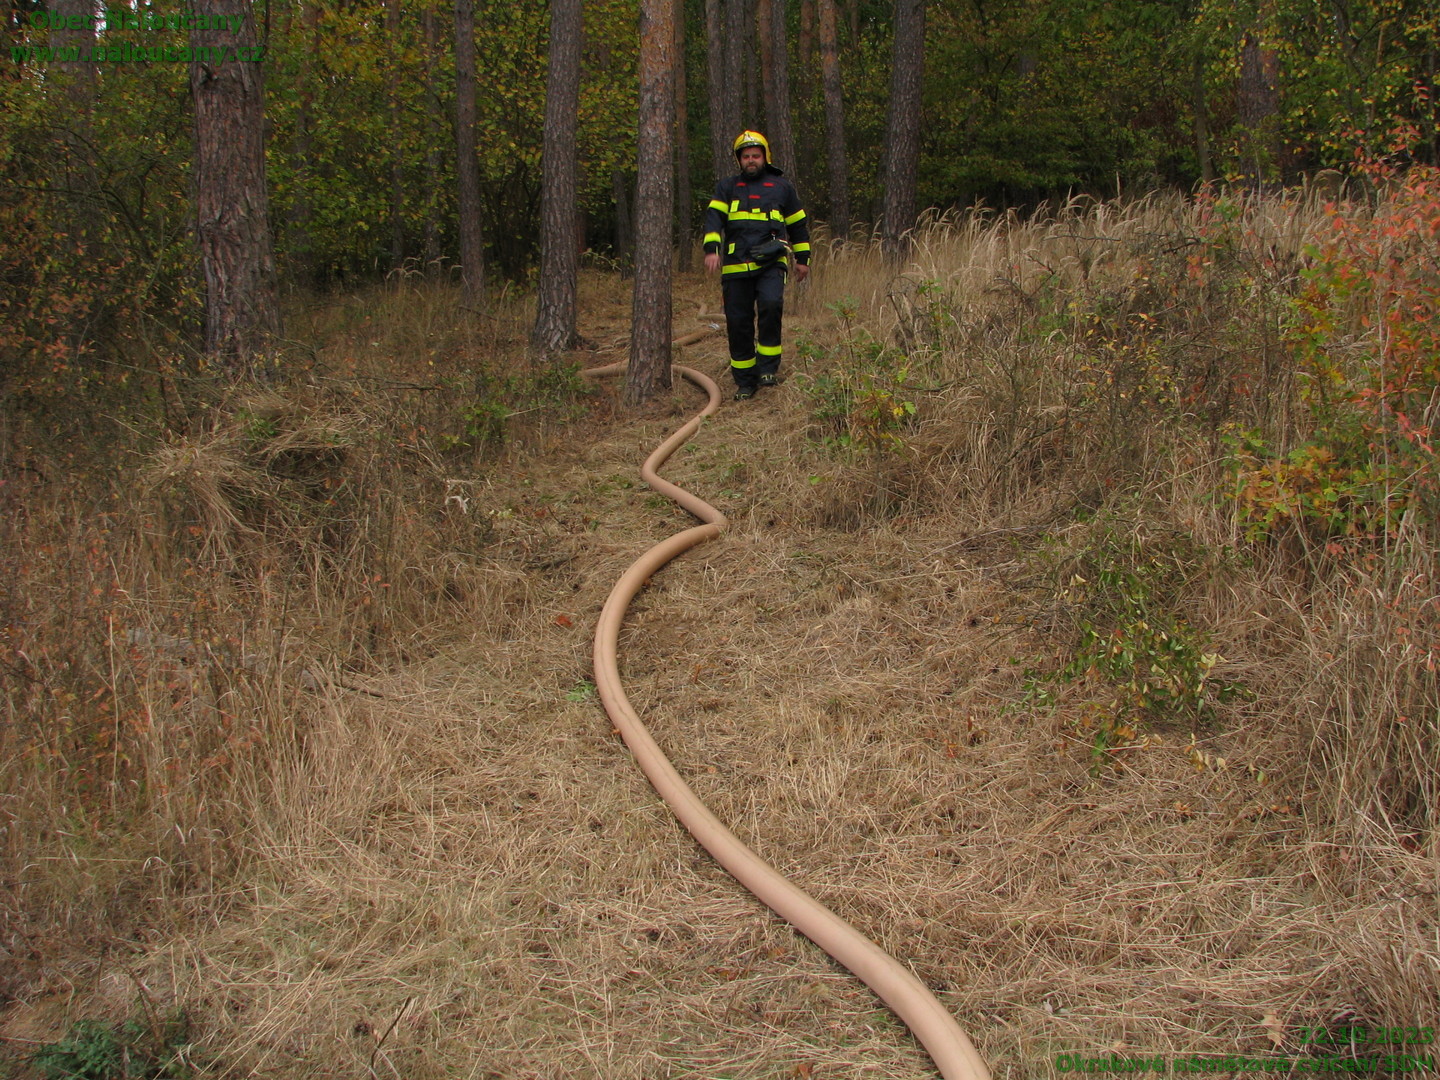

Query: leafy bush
[1025,517,1246,770]
[796,302,918,453]
[1235,153,1440,546]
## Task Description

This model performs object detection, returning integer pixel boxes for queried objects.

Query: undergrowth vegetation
[0,278,592,1027]
[3,183,1439,1076]
[800,169,1440,845]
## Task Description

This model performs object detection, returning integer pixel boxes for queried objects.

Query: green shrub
[30,1015,191,1080]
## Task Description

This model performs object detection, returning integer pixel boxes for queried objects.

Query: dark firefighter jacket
[702,163,811,278]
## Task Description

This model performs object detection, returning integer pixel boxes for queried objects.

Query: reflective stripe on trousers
[722,264,786,388]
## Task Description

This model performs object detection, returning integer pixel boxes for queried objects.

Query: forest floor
[2,257,1436,1080]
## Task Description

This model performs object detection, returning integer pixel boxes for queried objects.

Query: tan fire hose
[585,340,991,1080]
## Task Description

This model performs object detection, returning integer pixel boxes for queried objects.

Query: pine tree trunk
[627,0,676,406]
[758,0,774,132]
[386,0,405,271]
[674,8,693,272]
[532,0,583,357]
[724,0,747,128]
[819,0,849,238]
[1237,28,1280,187]
[290,0,319,283]
[796,0,818,198]
[880,0,924,259]
[740,0,759,124]
[422,1,442,270]
[799,0,814,69]
[767,0,798,181]
[454,0,486,302]
[190,0,281,372]
[705,0,732,182]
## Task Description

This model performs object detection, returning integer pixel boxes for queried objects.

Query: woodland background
[3,1,1440,1078]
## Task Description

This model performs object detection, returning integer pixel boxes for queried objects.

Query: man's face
[739,146,766,176]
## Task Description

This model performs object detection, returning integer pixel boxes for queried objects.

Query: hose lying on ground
[584,342,991,1080]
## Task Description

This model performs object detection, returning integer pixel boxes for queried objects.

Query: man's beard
[742,162,764,178]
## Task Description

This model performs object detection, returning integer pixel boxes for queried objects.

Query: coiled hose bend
[585,348,991,1080]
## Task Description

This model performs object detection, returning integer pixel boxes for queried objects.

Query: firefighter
[702,130,811,400]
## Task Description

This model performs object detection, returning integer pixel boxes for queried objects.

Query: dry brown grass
[2,201,1437,1080]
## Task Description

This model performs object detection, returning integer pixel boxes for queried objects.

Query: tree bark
[739,0,759,125]
[766,0,798,181]
[724,0,747,129]
[386,0,405,271]
[289,0,320,283]
[454,0,486,302]
[422,0,443,270]
[758,0,774,132]
[190,0,281,372]
[798,0,814,69]
[818,0,849,238]
[674,7,693,272]
[880,0,924,259]
[1237,27,1280,187]
[705,0,732,182]
[532,0,583,357]
[627,0,676,405]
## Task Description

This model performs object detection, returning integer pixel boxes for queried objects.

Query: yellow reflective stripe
[722,262,759,274]
[756,344,782,357]
[792,242,811,253]
[728,211,772,222]
[784,209,807,225]
[703,232,721,245]
[707,198,728,212]
[730,356,757,369]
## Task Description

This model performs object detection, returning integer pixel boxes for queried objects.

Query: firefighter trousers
[722,264,787,390]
